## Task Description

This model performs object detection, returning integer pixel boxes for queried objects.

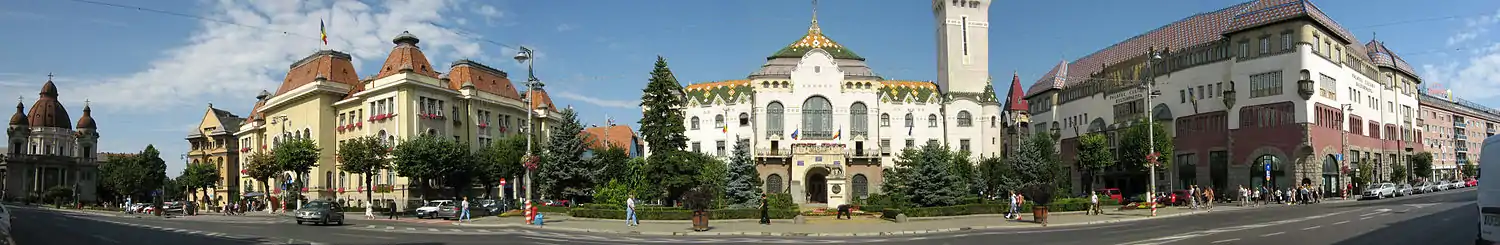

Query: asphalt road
[20,188,1478,245]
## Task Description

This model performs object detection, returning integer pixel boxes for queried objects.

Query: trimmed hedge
[536,205,570,214]
[569,207,798,220]
[878,198,1095,218]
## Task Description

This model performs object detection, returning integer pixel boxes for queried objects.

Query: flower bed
[569,207,798,220]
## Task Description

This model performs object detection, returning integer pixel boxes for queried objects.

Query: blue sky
[1,0,1497,175]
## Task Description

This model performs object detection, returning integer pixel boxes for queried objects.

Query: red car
[1096,188,1124,204]
[1468,178,1478,187]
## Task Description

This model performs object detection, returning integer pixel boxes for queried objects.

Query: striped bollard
[524,202,534,224]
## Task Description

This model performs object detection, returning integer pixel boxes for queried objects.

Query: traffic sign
[500,178,508,187]
[1336,154,1344,162]
[1264,163,1272,171]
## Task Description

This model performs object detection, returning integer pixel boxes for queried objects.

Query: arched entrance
[805,167,830,203]
[1251,155,1286,190]
[1322,154,1340,194]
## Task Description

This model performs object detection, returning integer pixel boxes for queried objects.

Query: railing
[799,131,834,140]
[755,148,788,157]
[1455,122,1467,128]
[848,148,882,158]
[1456,146,1469,152]
[1457,135,1469,140]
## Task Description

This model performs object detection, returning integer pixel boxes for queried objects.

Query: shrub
[535,205,570,214]
[568,207,797,220]
[767,193,795,210]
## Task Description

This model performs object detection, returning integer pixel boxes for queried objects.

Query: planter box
[1032,206,1050,226]
[691,210,710,231]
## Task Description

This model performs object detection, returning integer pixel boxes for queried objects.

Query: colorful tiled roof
[580,125,636,151]
[878,80,940,104]
[767,23,863,61]
[683,80,753,106]
[1364,40,1419,80]
[525,88,559,113]
[1027,0,1362,97]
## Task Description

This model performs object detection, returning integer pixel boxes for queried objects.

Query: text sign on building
[1109,89,1145,104]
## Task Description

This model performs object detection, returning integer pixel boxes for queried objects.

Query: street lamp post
[514,46,541,211]
[1341,103,1353,199]
[1144,48,1162,217]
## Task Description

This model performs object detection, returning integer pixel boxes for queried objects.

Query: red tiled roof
[1027,0,1365,97]
[1004,72,1029,111]
[1364,40,1419,80]
[275,50,362,96]
[526,88,559,113]
[448,60,522,101]
[580,125,636,150]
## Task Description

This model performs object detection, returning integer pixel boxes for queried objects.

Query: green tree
[137,145,170,194]
[1120,119,1174,171]
[722,139,763,208]
[1463,162,1479,177]
[392,135,475,199]
[1076,132,1114,191]
[592,146,631,184]
[1011,132,1064,205]
[1354,160,1375,192]
[539,108,599,202]
[1390,162,1408,183]
[696,152,728,208]
[272,138,320,191]
[45,186,74,207]
[1410,152,1434,179]
[478,135,527,199]
[883,143,969,207]
[948,151,977,196]
[337,136,389,207]
[181,162,219,206]
[638,56,689,152]
[645,151,706,206]
[623,157,656,200]
[161,176,182,201]
[976,156,1012,199]
[244,152,278,198]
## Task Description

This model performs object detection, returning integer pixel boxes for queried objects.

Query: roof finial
[47,73,53,81]
[85,99,91,107]
[809,0,821,32]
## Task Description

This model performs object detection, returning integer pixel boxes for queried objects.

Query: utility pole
[514,46,540,210]
[1144,48,1162,217]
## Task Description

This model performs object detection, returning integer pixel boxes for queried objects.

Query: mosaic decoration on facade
[768,28,864,61]
[878,81,939,104]
[683,80,754,106]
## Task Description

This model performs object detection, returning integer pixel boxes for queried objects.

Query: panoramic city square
[0,0,1496,244]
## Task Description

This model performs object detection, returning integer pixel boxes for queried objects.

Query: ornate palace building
[185,103,246,207]
[5,76,102,202]
[1418,88,1500,179]
[235,31,560,211]
[1026,0,1424,196]
[674,1,1017,207]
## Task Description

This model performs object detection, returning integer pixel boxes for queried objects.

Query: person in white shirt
[459,197,471,222]
[625,194,639,226]
[1007,191,1019,219]
[1089,191,1101,215]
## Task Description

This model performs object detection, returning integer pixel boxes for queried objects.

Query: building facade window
[904,113,914,128]
[801,96,834,139]
[767,102,785,135]
[880,113,891,127]
[690,116,700,130]
[928,114,938,128]
[957,111,973,127]
[851,102,868,136]
[1249,71,1284,98]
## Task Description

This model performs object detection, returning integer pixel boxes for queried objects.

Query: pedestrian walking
[388,200,399,220]
[459,197,471,222]
[1204,187,1215,211]
[1089,191,1101,215]
[625,194,639,226]
[1006,191,1019,219]
[758,193,771,225]
[1188,185,1198,209]
[1016,193,1026,221]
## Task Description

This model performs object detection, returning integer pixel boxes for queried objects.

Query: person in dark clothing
[387,200,399,220]
[759,194,770,225]
[836,204,851,220]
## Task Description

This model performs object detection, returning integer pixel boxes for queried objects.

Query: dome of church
[27,80,71,129]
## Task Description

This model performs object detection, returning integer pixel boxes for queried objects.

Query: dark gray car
[436,200,495,219]
[294,200,344,225]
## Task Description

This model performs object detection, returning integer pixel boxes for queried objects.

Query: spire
[1004,71,1029,111]
[809,0,821,33]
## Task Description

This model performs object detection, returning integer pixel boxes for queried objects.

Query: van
[1476,134,1500,244]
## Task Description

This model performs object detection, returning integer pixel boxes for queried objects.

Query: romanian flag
[791,129,800,140]
[832,126,841,140]
[722,125,727,134]
[320,19,328,45]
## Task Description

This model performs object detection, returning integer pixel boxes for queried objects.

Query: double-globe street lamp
[513,46,541,210]
[1143,48,1163,216]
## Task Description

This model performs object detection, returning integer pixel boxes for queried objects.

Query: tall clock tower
[934,0,990,94]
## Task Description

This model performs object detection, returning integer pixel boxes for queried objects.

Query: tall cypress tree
[639,56,688,152]
[539,108,598,201]
[723,139,762,208]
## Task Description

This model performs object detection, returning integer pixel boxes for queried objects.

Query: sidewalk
[447,206,1228,236]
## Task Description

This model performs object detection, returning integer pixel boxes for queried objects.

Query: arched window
[774,102,786,136]
[802,96,833,139]
[850,102,868,136]
[904,113,914,127]
[325,171,334,189]
[304,129,311,140]
[739,113,750,126]
[928,114,939,127]
[852,174,869,199]
[957,111,973,127]
[991,116,998,128]
[880,113,891,127]
[690,116,701,130]
[378,130,389,146]
[715,114,725,128]
[340,172,348,189]
[765,174,784,194]
[426,128,438,136]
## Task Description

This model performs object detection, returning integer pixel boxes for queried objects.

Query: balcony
[1457,146,1469,153]
[1457,135,1469,141]
[848,148,882,159]
[1455,122,1467,128]
[755,148,789,158]
[1489,128,1496,134]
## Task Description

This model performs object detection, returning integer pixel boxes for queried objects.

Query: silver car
[1397,184,1413,196]
[294,200,344,225]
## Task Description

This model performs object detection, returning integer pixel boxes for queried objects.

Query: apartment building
[1025,0,1422,196]
[1418,89,1500,179]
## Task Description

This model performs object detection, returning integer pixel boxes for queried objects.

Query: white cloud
[556,23,575,32]
[66,0,490,113]
[474,5,503,26]
[1448,9,1500,46]
[553,90,639,109]
[1427,8,1500,100]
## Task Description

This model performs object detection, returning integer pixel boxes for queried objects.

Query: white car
[1475,134,1500,244]
[1453,180,1468,189]
[414,200,452,219]
[0,204,11,244]
[1363,183,1396,199]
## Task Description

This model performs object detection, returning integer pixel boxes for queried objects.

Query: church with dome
[673,0,1021,207]
[4,76,103,202]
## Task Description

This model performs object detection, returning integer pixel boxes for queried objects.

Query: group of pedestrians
[1238,184,1324,206]
[1184,185,1215,210]
[1005,191,1027,219]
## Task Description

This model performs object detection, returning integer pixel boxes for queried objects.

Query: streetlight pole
[514,46,540,210]
[1341,103,1352,199]
[1145,48,1162,217]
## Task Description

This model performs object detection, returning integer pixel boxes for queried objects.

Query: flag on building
[320,19,328,45]
[791,129,800,140]
[832,126,841,140]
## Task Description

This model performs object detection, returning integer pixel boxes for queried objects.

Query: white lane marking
[1333,221,1350,225]
[1261,231,1285,237]
[1379,213,1392,216]
[405,227,415,231]
[427,228,440,232]
[384,226,394,229]
[92,234,121,243]
[527,236,569,242]
[1360,216,1374,220]
[476,229,491,232]
[1302,225,1321,230]
[1122,208,1361,245]
[1212,238,1241,244]
[449,229,463,232]
[331,232,394,240]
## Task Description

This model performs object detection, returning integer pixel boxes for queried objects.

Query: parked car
[293,200,344,225]
[414,200,453,219]
[1096,188,1125,205]
[1469,178,1480,187]
[127,203,148,213]
[1454,180,1469,189]
[0,204,11,245]
[436,200,495,219]
[1397,184,1413,196]
[1417,182,1437,194]
[1363,183,1396,199]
